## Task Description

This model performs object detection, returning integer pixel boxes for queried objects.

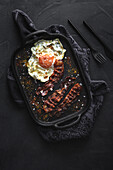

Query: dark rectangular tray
[12,30,91,128]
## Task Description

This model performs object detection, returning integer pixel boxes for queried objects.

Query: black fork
[68,19,106,64]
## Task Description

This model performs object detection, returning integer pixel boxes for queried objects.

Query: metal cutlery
[83,20,113,61]
[68,19,106,64]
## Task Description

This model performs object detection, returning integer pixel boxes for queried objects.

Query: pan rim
[11,31,92,128]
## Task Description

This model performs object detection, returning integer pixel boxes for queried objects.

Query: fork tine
[99,55,106,63]
[96,54,106,63]
[97,56,105,64]
[99,54,107,61]
[95,55,102,63]
[96,55,103,62]
[96,56,105,64]
[100,58,105,63]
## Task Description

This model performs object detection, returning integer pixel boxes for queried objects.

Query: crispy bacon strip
[43,83,81,114]
[36,60,64,96]
[54,83,81,113]
[43,77,76,113]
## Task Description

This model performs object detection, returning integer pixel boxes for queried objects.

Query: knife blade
[68,19,93,50]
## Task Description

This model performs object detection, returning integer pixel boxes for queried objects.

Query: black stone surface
[0,0,113,170]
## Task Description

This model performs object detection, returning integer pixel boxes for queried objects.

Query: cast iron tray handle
[25,30,48,43]
[55,114,81,129]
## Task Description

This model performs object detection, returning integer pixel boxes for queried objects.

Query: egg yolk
[39,54,54,68]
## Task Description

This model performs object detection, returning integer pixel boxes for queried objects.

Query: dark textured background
[0,0,113,170]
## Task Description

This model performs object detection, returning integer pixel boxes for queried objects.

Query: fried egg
[27,39,66,82]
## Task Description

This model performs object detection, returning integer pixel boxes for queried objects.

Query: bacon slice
[43,83,81,114]
[36,59,64,96]
[43,77,76,113]
[55,83,81,113]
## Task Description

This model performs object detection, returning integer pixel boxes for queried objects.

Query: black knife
[68,19,106,64]
[68,19,93,49]
[83,20,113,61]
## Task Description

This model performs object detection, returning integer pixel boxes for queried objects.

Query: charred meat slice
[36,59,64,96]
[43,83,81,114]
[54,83,81,114]
[43,77,76,113]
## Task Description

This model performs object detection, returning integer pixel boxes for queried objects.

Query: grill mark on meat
[36,59,64,96]
[43,77,76,113]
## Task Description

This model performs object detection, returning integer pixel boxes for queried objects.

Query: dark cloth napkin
[84,9,113,60]
[7,9,109,142]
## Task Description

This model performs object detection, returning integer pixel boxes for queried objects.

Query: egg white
[27,39,66,82]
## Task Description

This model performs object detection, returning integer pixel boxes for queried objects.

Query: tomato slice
[39,54,54,68]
